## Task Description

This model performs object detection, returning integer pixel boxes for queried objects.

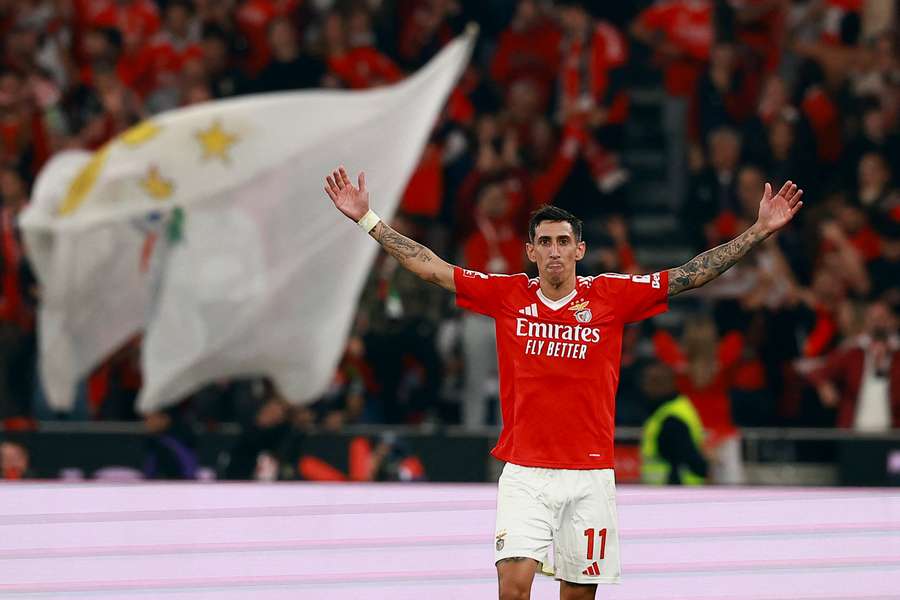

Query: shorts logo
[495,530,507,552]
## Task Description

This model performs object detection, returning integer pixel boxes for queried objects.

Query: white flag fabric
[21,27,475,414]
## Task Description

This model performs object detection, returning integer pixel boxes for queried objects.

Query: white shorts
[494,462,621,584]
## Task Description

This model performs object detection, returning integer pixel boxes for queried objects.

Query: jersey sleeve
[453,266,507,317]
[597,271,669,324]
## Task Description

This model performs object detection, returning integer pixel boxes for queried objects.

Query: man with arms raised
[324,167,803,599]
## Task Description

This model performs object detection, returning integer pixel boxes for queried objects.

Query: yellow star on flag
[140,165,174,200]
[196,120,238,163]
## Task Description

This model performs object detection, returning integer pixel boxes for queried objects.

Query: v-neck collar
[536,287,577,312]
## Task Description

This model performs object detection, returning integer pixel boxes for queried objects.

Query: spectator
[396,0,458,69]
[843,99,900,189]
[459,180,523,429]
[809,300,900,430]
[356,215,445,424]
[142,407,198,479]
[0,68,53,178]
[856,151,898,220]
[322,9,403,90]
[640,362,709,485]
[311,335,374,427]
[867,219,900,310]
[81,0,161,50]
[141,0,203,113]
[223,389,292,480]
[684,126,743,251]
[490,0,560,109]
[761,111,816,191]
[0,167,35,419]
[252,17,324,93]
[74,65,145,148]
[632,0,713,208]
[0,440,33,479]
[653,316,746,484]
[235,0,302,76]
[557,0,631,195]
[818,213,872,296]
[201,25,249,98]
[696,43,755,141]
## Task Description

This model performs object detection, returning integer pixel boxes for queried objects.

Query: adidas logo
[518,303,538,317]
[582,561,600,576]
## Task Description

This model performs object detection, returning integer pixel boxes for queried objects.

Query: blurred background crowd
[0,0,898,481]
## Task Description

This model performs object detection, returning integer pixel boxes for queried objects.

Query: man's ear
[575,241,586,261]
[525,242,536,263]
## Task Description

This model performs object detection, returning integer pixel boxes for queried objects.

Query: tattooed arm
[667,180,804,297]
[367,221,455,291]
[324,166,456,292]
[667,224,768,296]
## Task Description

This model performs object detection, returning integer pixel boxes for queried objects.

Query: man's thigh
[553,469,621,585]
[494,463,554,569]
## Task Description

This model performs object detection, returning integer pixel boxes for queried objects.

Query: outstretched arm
[667,180,804,297]
[324,167,456,292]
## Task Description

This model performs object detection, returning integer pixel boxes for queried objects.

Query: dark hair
[202,24,228,43]
[874,216,900,241]
[166,0,194,15]
[90,26,122,51]
[528,205,582,242]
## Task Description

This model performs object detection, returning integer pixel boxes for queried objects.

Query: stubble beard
[543,267,564,289]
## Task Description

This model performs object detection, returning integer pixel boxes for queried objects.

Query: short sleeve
[453,267,508,317]
[597,271,669,323]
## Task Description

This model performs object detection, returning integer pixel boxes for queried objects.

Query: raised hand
[324,166,369,222]
[757,180,803,235]
[668,179,805,297]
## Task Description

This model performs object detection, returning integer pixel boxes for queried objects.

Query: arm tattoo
[370,221,453,289]
[667,225,768,297]
[371,221,435,265]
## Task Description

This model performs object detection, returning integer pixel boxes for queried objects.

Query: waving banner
[22,27,476,413]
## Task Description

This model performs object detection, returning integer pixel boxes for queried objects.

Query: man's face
[558,6,588,36]
[166,6,191,37]
[865,302,897,338]
[737,166,764,217]
[709,130,740,172]
[526,220,585,286]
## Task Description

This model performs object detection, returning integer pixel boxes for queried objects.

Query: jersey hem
[495,453,615,471]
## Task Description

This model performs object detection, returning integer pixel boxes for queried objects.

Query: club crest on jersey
[496,530,507,551]
[569,300,592,323]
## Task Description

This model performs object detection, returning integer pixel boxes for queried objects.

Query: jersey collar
[536,287,577,312]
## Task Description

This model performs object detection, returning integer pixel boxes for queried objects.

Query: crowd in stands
[0,0,897,468]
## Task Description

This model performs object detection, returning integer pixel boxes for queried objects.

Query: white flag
[21,27,476,413]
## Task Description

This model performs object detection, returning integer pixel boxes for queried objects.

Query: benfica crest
[569,300,592,323]
[495,530,507,551]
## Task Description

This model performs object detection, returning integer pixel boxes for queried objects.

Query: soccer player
[324,166,803,599]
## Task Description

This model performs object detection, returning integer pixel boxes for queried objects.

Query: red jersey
[454,267,669,469]
[637,0,712,97]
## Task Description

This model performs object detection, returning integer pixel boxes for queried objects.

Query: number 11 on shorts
[583,528,607,560]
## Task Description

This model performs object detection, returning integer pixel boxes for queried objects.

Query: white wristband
[357,209,381,233]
